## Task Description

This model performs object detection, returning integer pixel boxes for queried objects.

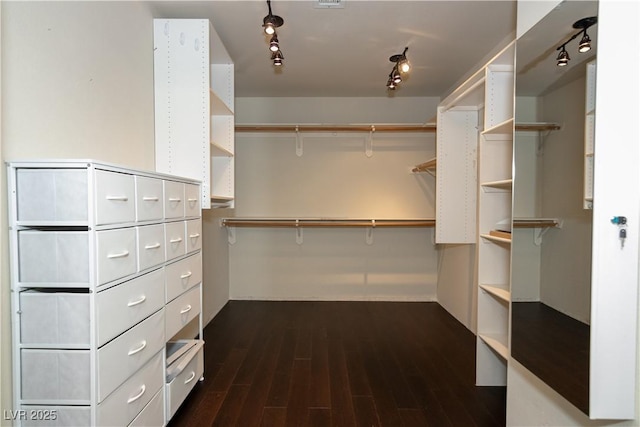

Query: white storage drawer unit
[165,342,204,420]
[7,160,204,427]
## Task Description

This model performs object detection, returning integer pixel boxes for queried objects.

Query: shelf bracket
[295,125,303,157]
[365,125,375,158]
[366,220,375,245]
[295,220,304,245]
[533,220,562,245]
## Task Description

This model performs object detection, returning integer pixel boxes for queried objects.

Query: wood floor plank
[327,326,358,427]
[309,327,331,408]
[306,408,331,427]
[211,384,250,427]
[285,359,312,426]
[265,327,297,407]
[352,395,381,427]
[261,407,287,427]
[209,347,248,392]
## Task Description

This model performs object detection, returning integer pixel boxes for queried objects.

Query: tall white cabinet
[7,160,204,426]
[154,19,235,209]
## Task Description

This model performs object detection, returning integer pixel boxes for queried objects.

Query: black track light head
[269,33,280,52]
[271,49,284,66]
[262,0,284,35]
[554,16,597,66]
[556,46,570,67]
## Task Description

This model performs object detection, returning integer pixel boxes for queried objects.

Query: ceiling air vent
[314,0,344,9]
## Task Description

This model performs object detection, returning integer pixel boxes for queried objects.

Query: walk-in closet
[1,1,639,426]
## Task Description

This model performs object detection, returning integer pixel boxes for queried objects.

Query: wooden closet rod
[235,124,437,133]
[222,218,436,228]
[235,123,561,133]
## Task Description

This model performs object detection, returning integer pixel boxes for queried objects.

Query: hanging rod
[235,122,560,133]
[222,218,436,228]
[235,124,437,133]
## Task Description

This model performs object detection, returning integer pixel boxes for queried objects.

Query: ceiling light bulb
[263,22,275,35]
[578,31,591,53]
[392,67,402,84]
[387,80,396,90]
[556,47,570,67]
[271,50,283,66]
[269,34,279,52]
[399,59,411,74]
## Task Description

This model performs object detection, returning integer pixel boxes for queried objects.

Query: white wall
[230,97,440,301]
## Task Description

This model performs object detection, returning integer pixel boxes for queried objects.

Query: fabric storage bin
[137,224,166,271]
[21,349,90,403]
[96,268,165,347]
[96,227,137,286]
[165,340,204,420]
[184,183,200,218]
[135,175,164,222]
[165,285,201,340]
[164,221,186,261]
[16,169,89,223]
[164,181,185,219]
[129,388,164,427]
[18,231,89,286]
[94,169,135,225]
[97,351,163,427]
[20,405,91,427]
[165,252,202,303]
[20,290,90,347]
[185,219,202,254]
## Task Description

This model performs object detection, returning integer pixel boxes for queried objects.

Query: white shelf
[481,179,512,191]
[210,141,234,157]
[479,284,511,303]
[210,89,233,116]
[479,333,509,360]
[480,233,512,244]
[482,118,514,136]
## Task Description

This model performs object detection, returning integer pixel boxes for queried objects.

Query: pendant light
[262,0,283,35]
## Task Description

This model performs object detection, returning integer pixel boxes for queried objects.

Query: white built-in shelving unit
[154,19,235,209]
[476,42,515,386]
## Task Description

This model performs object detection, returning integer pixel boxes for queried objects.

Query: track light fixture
[269,34,280,52]
[386,47,410,91]
[262,0,285,66]
[555,16,597,67]
[262,0,284,35]
[271,50,284,66]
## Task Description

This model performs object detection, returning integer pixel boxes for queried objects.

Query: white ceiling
[149,0,517,98]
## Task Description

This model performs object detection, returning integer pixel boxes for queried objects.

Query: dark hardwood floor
[168,301,506,427]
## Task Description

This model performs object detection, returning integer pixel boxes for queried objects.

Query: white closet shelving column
[476,42,515,386]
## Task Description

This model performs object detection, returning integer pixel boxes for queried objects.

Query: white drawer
[19,405,91,427]
[165,343,204,420]
[20,290,90,346]
[16,168,88,223]
[137,224,165,271]
[135,176,164,222]
[96,269,165,347]
[18,231,89,286]
[164,181,184,219]
[97,351,163,427]
[165,285,201,340]
[129,388,164,427]
[165,221,186,261]
[97,228,137,286]
[185,219,202,254]
[95,170,135,225]
[184,183,201,218]
[166,253,202,303]
[21,349,91,403]
[97,309,165,402]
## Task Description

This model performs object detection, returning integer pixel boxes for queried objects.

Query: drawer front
[97,309,165,402]
[184,183,201,218]
[18,231,89,285]
[166,285,201,340]
[137,224,166,271]
[21,349,91,403]
[96,268,165,347]
[97,228,137,286]
[164,181,184,219]
[166,252,202,303]
[129,388,164,427]
[165,221,186,262]
[20,291,90,346]
[16,168,88,223]
[166,346,204,420]
[97,351,163,427]
[185,219,202,254]
[135,176,164,222]
[95,170,135,225]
